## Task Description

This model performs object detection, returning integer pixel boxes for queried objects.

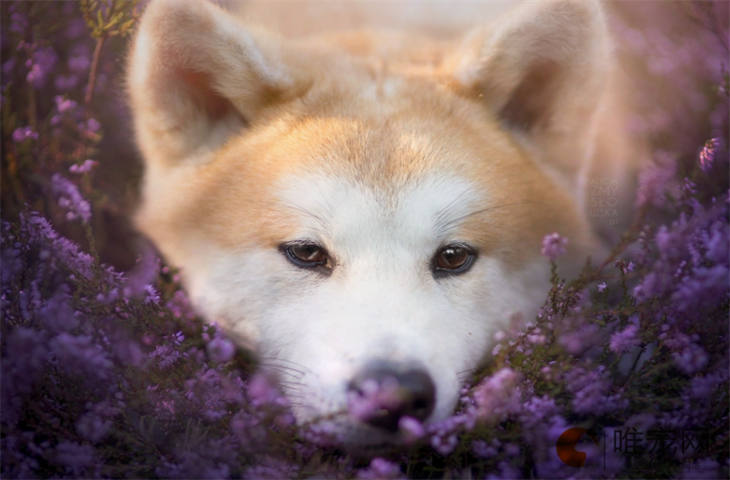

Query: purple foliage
[1,1,728,479]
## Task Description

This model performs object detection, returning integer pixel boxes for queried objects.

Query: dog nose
[347,364,436,432]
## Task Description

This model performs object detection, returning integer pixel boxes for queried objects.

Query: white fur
[181,172,550,440]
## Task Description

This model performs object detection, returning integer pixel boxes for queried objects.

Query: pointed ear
[449,0,611,184]
[127,0,308,167]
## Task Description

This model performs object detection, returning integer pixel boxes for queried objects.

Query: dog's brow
[435,201,536,235]
[282,203,329,230]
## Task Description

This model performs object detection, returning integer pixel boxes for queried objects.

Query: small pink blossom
[541,233,568,260]
[69,159,98,174]
[698,138,720,172]
[12,126,38,143]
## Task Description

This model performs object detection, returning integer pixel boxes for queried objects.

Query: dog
[127,0,640,445]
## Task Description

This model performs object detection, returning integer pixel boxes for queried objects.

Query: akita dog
[127,0,639,444]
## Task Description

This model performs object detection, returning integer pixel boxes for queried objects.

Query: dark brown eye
[432,243,476,277]
[281,241,331,270]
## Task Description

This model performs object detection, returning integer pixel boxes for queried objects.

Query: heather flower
[0,4,728,479]
[431,432,458,455]
[518,395,558,430]
[472,439,496,458]
[85,117,101,134]
[25,47,57,88]
[347,375,402,422]
[69,159,98,174]
[10,11,28,34]
[688,371,726,399]
[566,367,627,415]
[558,323,599,355]
[698,137,720,171]
[473,368,521,423]
[672,342,709,375]
[54,95,77,114]
[398,416,425,442]
[51,174,91,223]
[49,333,114,380]
[635,154,678,207]
[12,126,38,142]
[247,373,286,407]
[55,74,79,91]
[68,46,91,72]
[123,247,160,297]
[357,458,403,479]
[207,336,235,363]
[541,232,568,260]
[609,321,640,354]
[671,264,729,315]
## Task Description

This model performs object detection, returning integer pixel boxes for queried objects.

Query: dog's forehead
[276,170,483,250]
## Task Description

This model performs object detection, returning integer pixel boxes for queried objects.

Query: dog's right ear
[127,0,307,167]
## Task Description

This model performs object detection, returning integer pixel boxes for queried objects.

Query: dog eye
[280,241,331,270]
[432,243,476,277]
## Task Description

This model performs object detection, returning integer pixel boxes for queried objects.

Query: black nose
[347,364,436,432]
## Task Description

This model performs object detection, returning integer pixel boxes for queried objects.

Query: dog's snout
[347,364,436,432]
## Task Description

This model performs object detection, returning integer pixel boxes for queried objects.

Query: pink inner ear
[498,60,562,132]
[179,69,246,124]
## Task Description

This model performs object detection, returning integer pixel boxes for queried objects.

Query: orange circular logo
[556,427,598,467]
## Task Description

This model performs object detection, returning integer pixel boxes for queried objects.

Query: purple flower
[609,323,640,354]
[84,118,101,134]
[672,343,708,375]
[10,11,28,34]
[357,458,402,479]
[635,154,678,207]
[566,367,627,415]
[54,95,77,114]
[472,439,496,458]
[55,74,79,91]
[558,323,599,354]
[431,433,458,455]
[671,264,729,315]
[698,138,720,171]
[49,333,113,380]
[597,281,607,292]
[398,416,425,442]
[69,159,98,175]
[247,373,285,407]
[541,232,568,260]
[347,375,402,422]
[473,368,521,423]
[12,126,38,142]
[207,336,235,363]
[21,212,94,277]
[25,47,57,88]
[51,174,91,223]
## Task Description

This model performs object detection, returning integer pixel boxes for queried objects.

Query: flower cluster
[1,1,728,479]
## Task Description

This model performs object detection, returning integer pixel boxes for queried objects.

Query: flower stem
[85,35,106,105]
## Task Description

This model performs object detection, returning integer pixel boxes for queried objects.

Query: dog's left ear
[449,0,610,188]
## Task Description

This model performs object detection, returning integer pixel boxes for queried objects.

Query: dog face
[128,0,612,444]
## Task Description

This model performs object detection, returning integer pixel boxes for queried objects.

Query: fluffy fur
[127,0,640,444]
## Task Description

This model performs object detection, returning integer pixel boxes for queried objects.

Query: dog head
[128,0,611,444]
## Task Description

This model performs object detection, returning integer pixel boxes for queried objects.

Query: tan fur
[125,0,647,430]
[128,0,632,274]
